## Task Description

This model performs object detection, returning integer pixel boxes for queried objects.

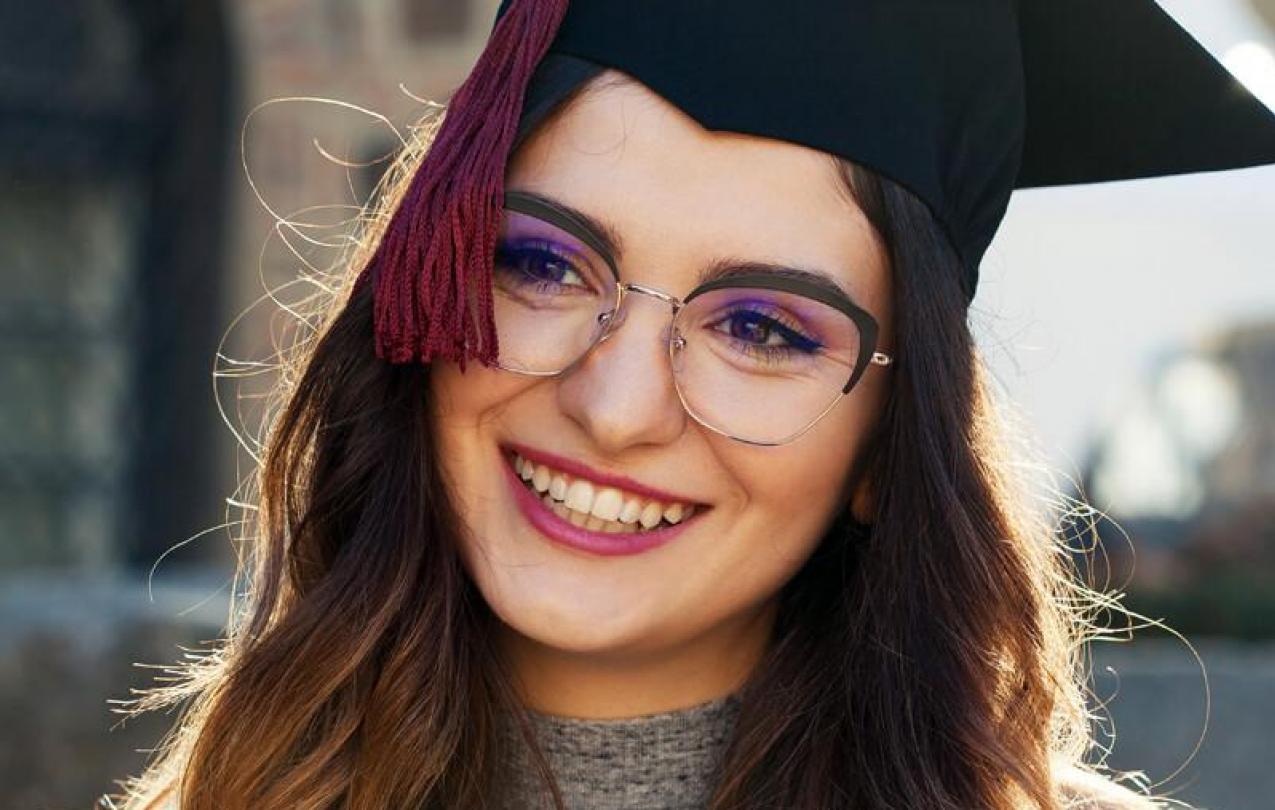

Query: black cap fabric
[1016,0,1275,188]
[498,0,1275,301]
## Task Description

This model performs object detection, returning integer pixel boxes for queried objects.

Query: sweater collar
[496,692,743,810]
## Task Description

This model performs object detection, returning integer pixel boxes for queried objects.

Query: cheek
[698,482,840,608]
[428,362,532,542]
[711,393,872,562]
[430,361,527,422]
[668,405,867,619]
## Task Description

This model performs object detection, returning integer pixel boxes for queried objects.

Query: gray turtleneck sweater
[494,693,744,810]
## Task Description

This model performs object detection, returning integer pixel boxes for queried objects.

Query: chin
[492,587,669,656]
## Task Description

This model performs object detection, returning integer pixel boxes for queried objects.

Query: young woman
[111,1,1274,808]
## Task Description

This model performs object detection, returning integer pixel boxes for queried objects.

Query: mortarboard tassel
[356,0,570,368]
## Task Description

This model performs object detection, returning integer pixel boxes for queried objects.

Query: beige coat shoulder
[1056,764,1169,810]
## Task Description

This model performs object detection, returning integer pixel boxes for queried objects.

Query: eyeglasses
[490,190,894,446]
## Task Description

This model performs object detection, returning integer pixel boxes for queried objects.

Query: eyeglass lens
[492,207,862,444]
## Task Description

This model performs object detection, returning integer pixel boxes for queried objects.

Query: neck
[497,598,775,719]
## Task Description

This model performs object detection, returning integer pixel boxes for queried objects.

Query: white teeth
[512,452,701,534]
[549,474,568,501]
[618,497,643,524]
[591,488,624,521]
[564,479,595,513]
[638,501,664,530]
[532,464,552,493]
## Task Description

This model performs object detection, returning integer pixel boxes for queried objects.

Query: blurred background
[0,1,1271,807]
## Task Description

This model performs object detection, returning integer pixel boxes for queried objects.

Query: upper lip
[503,441,707,506]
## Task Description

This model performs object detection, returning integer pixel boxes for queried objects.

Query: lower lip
[501,453,700,557]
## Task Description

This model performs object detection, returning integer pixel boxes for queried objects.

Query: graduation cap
[357,0,1275,367]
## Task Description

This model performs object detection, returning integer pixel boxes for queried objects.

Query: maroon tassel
[355,0,570,368]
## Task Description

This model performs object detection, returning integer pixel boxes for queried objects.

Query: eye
[710,307,822,355]
[494,239,592,291]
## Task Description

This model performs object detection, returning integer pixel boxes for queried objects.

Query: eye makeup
[503,188,866,315]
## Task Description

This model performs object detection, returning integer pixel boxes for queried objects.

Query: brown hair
[110,80,1164,810]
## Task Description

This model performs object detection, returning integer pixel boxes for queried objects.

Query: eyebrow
[508,187,862,306]
[695,259,860,306]
[507,188,626,259]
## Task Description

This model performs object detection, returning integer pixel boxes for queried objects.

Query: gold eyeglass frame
[492,190,895,446]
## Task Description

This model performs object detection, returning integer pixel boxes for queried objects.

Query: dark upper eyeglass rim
[501,189,889,395]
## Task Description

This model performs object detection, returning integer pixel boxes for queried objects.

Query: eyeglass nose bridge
[595,281,686,347]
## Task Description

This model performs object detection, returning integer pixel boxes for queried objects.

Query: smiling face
[430,72,893,710]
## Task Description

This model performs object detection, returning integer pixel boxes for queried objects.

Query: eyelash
[494,239,594,293]
[708,305,823,362]
[496,237,827,363]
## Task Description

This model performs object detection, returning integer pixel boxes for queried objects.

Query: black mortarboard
[359,0,1275,367]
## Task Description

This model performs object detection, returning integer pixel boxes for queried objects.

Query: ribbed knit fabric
[493,692,743,810]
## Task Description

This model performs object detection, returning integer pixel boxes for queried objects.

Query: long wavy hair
[112,75,1159,810]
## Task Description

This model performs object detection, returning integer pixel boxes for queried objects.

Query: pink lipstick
[500,449,704,557]
[503,441,700,505]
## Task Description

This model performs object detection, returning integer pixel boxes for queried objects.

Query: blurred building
[1077,318,1275,803]
[1,0,496,572]
[0,2,233,570]
[0,2,492,806]
[1080,319,1275,634]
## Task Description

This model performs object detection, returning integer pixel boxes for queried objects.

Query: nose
[554,291,688,454]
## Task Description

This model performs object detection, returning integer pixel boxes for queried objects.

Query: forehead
[504,72,890,313]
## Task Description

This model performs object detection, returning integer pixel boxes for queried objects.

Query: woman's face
[432,73,892,677]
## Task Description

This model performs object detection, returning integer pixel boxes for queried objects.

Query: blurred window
[0,0,232,570]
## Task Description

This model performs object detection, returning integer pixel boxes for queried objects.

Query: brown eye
[495,240,591,291]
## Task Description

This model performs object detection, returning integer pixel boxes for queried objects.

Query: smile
[500,444,708,557]
[512,451,697,533]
